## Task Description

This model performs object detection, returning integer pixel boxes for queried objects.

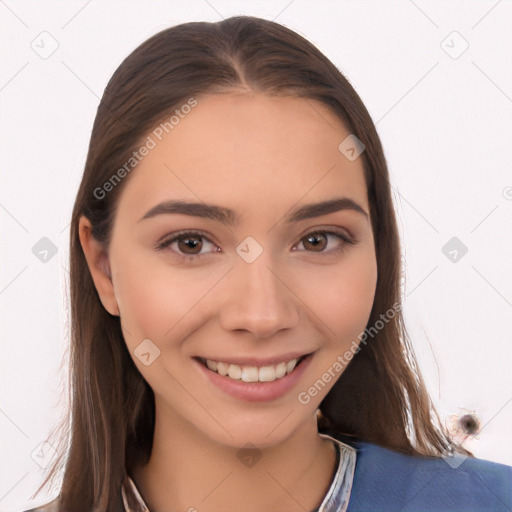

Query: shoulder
[20,496,60,512]
[345,440,512,512]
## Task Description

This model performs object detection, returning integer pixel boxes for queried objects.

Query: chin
[194,410,314,450]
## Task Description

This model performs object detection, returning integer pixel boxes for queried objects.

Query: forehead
[115,93,368,223]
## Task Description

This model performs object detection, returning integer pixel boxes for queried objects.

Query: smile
[197,354,309,383]
[194,352,315,402]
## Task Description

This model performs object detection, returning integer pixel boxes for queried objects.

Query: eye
[155,227,357,262]
[293,229,356,255]
[155,230,220,261]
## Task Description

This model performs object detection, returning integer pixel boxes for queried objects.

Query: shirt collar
[122,433,357,512]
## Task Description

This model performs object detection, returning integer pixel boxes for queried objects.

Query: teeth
[206,359,218,372]
[241,366,259,382]
[202,357,301,382]
[275,362,287,379]
[258,365,276,382]
[286,359,297,374]
[217,361,229,376]
[228,364,242,380]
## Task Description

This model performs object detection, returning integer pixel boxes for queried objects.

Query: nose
[219,251,299,339]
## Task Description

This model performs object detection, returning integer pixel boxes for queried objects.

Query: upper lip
[194,350,314,367]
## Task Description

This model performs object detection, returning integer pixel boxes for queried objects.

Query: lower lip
[194,354,314,402]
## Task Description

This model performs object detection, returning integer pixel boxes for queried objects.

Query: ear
[78,215,120,316]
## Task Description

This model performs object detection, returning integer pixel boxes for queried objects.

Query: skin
[79,92,378,512]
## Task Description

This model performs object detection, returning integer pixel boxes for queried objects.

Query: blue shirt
[343,438,512,511]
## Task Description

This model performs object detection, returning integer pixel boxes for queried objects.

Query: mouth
[194,353,312,383]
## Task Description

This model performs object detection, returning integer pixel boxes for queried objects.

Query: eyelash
[155,228,357,262]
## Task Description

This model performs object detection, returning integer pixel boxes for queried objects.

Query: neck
[131,401,337,512]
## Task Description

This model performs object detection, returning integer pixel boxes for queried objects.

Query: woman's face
[83,92,377,448]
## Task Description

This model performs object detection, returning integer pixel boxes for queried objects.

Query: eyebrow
[138,197,369,225]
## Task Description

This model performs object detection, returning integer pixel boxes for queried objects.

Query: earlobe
[78,215,120,317]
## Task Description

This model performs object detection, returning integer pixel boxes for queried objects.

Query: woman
[24,15,511,512]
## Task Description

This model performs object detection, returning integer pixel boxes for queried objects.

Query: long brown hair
[33,15,470,512]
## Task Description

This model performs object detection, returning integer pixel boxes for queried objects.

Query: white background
[1,1,511,510]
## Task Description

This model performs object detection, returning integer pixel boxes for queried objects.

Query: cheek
[112,252,171,344]
[303,252,377,340]
[112,253,222,346]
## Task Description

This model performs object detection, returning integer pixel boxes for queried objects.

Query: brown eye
[177,234,203,254]
[303,232,328,252]
[156,230,219,260]
[295,230,354,255]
